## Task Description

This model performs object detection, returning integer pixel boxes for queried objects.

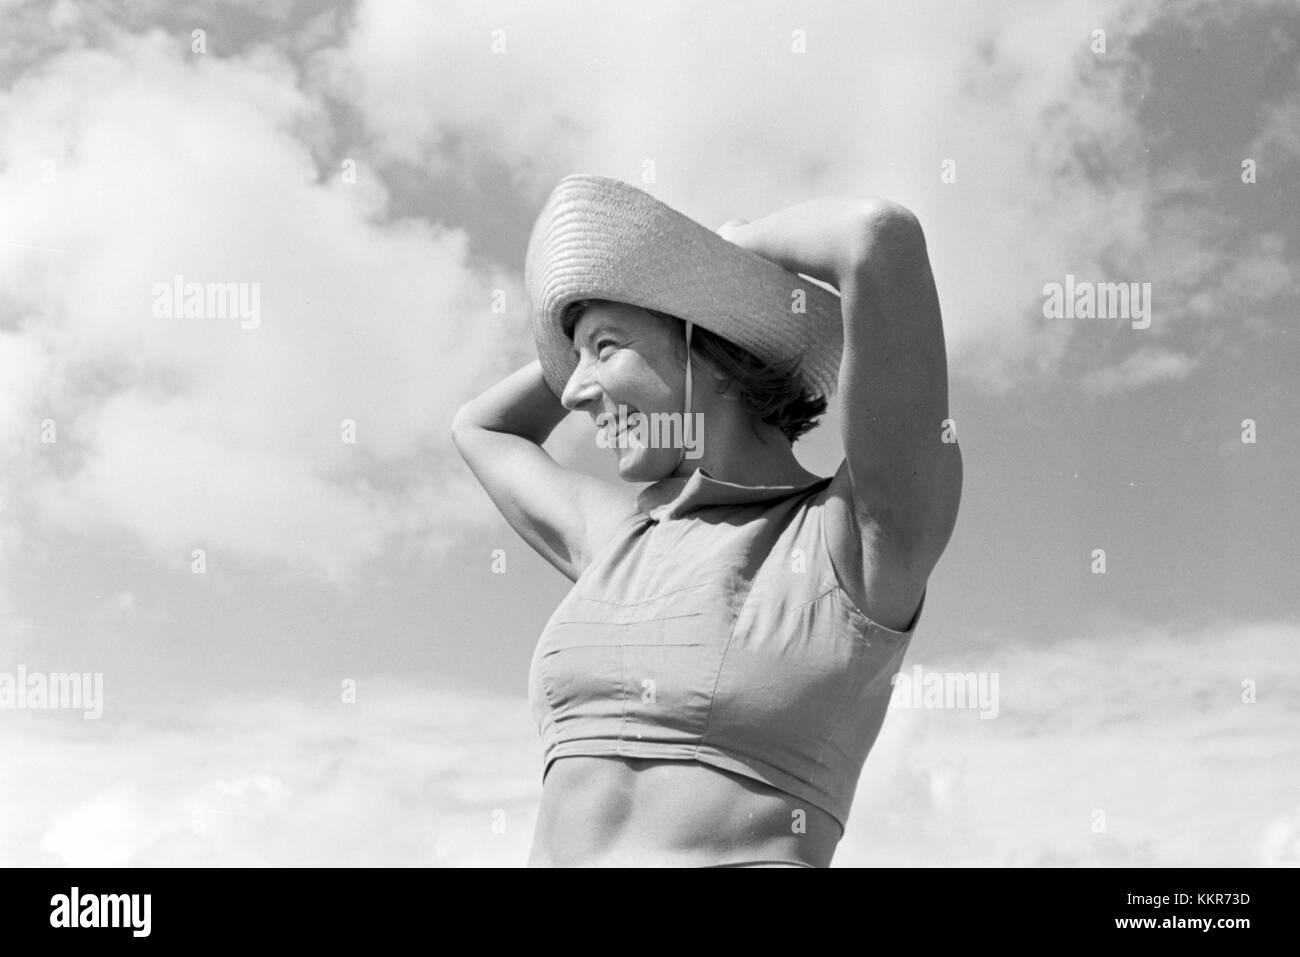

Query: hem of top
[699,858,819,868]
[544,741,848,838]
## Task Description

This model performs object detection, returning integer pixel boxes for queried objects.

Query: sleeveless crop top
[527,464,926,835]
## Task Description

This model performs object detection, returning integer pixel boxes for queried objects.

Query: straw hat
[525,174,844,402]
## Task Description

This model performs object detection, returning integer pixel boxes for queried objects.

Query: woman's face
[562,301,693,481]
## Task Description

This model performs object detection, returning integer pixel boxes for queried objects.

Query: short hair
[561,299,827,443]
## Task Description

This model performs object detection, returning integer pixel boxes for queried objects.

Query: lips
[606,408,643,436]
[612,409,644,446]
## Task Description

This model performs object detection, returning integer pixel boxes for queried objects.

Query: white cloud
[313,0,1179,394]
[3,617,1294,867]
[40,784,153,867]
[1081,346,1201,395]
[319,0,1299,400]
[0,0,1294,869]
[838,616,1299,866]
[3,677,539,867]
[3,1,1295,586]
[1259,801,1300,867]
[0,29,520,584]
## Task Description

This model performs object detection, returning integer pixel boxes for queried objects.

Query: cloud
[3,0,1297,588]
[836,615,1299,866]
[0,1,1294,869]
[0,28,521,585]
[316,0,1300,398]
[1259,801,1300,866]
[3,617,1294,866]
[1081,346,1201,395]
[2,676,539,866]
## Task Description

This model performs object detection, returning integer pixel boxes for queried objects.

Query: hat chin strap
[676,319,693,473]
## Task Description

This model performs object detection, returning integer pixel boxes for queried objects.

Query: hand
[715,199,865,289]
[719,215,811,275]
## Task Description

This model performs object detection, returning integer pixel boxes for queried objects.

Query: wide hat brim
[525,174,844,401]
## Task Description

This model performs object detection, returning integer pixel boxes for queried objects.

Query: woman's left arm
[720,198,962,588]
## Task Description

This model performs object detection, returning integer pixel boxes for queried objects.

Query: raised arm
[719,198,962,629]
[451,361,639,582]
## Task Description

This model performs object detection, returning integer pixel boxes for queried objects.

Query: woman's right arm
[450,361,638,582]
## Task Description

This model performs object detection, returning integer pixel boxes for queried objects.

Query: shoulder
[570,485,644,581]
[817,460,931,633]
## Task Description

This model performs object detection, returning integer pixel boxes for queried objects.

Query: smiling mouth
[605,409,643,430]
[612,409,645,444]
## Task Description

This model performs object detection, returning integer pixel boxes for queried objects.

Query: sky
[0,0,1297,867]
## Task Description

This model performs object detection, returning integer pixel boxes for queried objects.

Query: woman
[452,175,962,866]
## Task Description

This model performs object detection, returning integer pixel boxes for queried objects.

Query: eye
[595,338,618,359]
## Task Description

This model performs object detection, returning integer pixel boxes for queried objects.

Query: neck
[668,401,816,486]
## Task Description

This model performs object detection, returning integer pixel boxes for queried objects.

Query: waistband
[699,858,818,868]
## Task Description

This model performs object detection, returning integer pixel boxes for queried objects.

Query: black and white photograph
[0,0,1296,887]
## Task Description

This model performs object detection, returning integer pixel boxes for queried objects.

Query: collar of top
[636,467,831,524]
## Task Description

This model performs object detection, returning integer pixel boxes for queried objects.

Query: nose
[560,355,601,413]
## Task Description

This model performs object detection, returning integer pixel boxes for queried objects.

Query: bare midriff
[527,756,841,866]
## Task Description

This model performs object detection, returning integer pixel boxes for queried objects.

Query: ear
[708,367,739,401]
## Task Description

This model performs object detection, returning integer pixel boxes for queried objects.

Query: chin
[616,448,677,483]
